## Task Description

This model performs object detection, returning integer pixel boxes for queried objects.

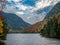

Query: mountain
[23,20,46,33]
[40,13,60,38]
[44,2,60,19]
[3,12,30,31]
[23,2,60,33]
[23,20,47,33]
[36,6,52,14]
[23,22,42,33]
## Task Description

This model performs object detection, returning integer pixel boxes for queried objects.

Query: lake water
[4,34,60,45]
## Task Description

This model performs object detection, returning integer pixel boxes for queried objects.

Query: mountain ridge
[23,2,60,33]
[44,2,60,19]
[3,12,31,31]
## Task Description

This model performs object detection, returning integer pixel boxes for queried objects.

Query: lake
[3,34,60,45]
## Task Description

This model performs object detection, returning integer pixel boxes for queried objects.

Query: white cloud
[7,0,33,12]
[3,5,16,13]
[26,11,46,24]
[12,0,21,2]
[7,0,11,2]
[16,3,28,11]
[16,12,24,15]
[31,0,51,12]
[4,0,60,24]
[7,0,29,11]
[15,3,33,11]
[7,0,22,3]
[31,0,60,12]
[36,0,51,8]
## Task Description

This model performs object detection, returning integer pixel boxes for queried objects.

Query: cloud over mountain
[3,0,60,24]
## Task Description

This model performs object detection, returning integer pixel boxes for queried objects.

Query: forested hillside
[40,13,60,38]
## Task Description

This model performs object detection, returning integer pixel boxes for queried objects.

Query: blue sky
[3,0,60,24]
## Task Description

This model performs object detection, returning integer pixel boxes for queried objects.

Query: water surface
[4,34,60,45]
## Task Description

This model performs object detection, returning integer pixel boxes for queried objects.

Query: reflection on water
[4,34,60,45]
[0,41,6,45]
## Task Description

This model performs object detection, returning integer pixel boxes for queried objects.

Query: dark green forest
[40,13,60,38]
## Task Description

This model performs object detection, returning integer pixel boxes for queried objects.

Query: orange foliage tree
[0,0,8,40]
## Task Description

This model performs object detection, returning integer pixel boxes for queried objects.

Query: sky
[3,0,60,24]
